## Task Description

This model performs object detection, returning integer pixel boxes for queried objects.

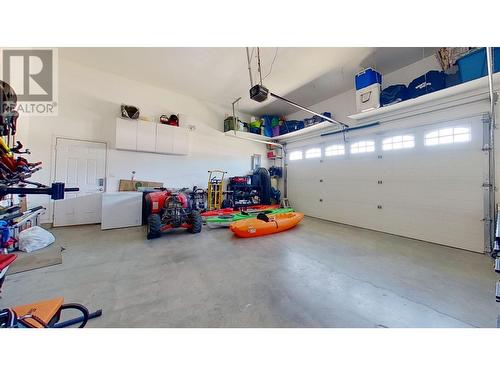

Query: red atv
[145,190,202,239]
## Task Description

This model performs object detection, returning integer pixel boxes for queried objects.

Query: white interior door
[287,115,485,253]
[53,138,107,227]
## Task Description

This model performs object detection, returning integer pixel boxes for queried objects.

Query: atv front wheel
[147,214,162,239]
[188,210,202,233]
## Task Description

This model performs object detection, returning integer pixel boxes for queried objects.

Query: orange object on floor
[230,212,304,238]
[12,297,64,328]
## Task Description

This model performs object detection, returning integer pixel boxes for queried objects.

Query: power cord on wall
[263,48,279,81]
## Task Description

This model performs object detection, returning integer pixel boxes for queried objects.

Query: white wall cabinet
[137,120,157,152]
[155,123,175,154]
[116,118,137,150]
[115,118,189,155]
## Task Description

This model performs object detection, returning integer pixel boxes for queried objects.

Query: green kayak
[206,208,294,227]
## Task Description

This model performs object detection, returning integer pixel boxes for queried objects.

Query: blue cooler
[355,68,382,90]
[456,47,500,83]
[355,68,382,112]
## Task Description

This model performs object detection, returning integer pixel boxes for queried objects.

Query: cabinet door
[155,124,174,154]
[137,120,157,152]
[116,118,137,150]
[172,127,189,155]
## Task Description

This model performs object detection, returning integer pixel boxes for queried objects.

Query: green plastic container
[224,116,237,132]
[250,120,261,128]
[206,208,294,227]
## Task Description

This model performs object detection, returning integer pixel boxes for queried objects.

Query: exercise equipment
[0,80,76,199]
[230,211,304,238]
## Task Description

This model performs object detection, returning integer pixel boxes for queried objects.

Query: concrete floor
[1,217,499,327]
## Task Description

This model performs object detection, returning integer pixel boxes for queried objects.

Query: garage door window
[325,144,345,156]
[289,150,303,161]
[424,127,471,146]
[350,140,375,154]
[305,148,321,159]
[382,135,415,151]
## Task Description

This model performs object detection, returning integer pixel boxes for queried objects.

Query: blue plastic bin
[456,47,500,83]
[445,72,462,88]
[355,68,382,90]
[282,120,304,134]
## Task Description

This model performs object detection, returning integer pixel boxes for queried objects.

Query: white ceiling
[60,47,436,116]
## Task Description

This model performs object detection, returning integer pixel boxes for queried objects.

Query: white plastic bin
[356,83,381,113]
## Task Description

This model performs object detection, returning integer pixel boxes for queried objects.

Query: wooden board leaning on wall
[118,179,164,192]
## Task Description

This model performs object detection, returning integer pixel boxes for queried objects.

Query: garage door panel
[288,177,323,215]
[378,204,483,252]
[381,182,481,206]
[287,116,485,252]
[318,200,385,232]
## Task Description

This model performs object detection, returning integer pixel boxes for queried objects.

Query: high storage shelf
[224,121,339,143]
[348,72,500,122]
[226,73,500,143]
[115,118,189,155]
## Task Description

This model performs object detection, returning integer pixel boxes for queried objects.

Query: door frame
[51,136,108,223]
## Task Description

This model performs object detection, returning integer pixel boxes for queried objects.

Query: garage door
[287,115,486,252]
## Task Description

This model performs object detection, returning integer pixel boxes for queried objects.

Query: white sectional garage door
[287,116,485,253]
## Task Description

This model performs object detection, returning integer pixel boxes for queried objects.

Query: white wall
[19,58,267,222]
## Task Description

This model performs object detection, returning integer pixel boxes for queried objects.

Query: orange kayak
[230,212,304,238]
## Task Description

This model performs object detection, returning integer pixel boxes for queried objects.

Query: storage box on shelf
[115,118,189,155]
[356,83,381,113]
[407,70,445,99]
[456,47,500,83]
[348,72,500,122]
[355,68,382,113]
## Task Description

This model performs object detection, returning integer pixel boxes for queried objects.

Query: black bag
[380,84,409,106]
[121,104,140,119]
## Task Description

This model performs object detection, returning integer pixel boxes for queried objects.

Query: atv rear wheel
[147,214,162,239]
[188,210,202,233]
